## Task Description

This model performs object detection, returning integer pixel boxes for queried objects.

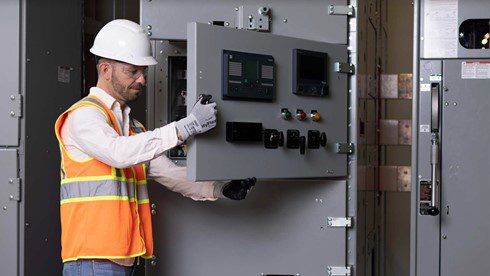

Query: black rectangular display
[293,49,328,96]
[226,122,263,142]
[222,50,275,101]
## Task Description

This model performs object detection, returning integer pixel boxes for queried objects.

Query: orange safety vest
[54,95,153,262]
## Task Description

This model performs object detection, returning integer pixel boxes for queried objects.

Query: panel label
[423,0,458,58]
[420,83,431,92]
[461,61,490,79]
[420,124,430,133]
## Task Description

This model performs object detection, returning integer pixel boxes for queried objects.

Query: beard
[111,73,141,103]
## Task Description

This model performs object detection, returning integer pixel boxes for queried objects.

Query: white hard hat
[90,19,157,66]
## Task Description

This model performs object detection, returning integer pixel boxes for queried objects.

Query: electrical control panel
[187,23,348,181]
[222,50,275,101]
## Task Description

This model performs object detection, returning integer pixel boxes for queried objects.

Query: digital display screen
[299,54,326,81]
[243,59,258,79]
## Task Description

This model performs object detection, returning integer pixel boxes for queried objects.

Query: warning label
[461,61,490,79]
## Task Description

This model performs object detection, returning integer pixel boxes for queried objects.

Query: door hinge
[327,266,352,276]
[8,94,23,118]
[334,62,355,74]
[327,217,353,228]
[8,178,21,202]
[335,143,355,154]
[328,5,355,16]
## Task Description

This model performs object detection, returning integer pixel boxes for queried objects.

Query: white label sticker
[421,83,431,92]
[420,125,430,133]
[57,66,72,84]
[429,75,442,82]
[461,61,490,79]
[423,0,458,58]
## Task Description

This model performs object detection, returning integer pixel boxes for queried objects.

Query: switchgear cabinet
[412,0,490,275]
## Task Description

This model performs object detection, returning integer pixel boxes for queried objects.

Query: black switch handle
[300,136,306,155]
[199,94,213,104]
[278,131,284,147]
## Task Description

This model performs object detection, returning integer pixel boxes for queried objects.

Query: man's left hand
[222,177,257,200]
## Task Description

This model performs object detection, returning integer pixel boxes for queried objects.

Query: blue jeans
[63,259,135,276]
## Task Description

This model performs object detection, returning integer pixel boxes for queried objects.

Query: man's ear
[98,62,113,81]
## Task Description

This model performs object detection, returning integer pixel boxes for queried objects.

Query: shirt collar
[89,87,131,114]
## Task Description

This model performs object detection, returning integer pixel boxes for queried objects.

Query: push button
[281,108,292,120]
[296,109,307,121]
[310,110,321,122]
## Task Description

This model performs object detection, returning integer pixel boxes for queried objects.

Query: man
[55,19,256,276]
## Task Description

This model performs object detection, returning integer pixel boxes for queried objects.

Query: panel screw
[147,31,152,36]
[9,195,14,200]
[151,209,157,215]
[146,25,152,30]
[10,95,15,100]
[10,111,15,117]
[442,234,447,239]
[150,260,157,266]
[444,86,449,92]
[453,102,457,106]
[235,7,239,11]
[3,206,6,210]
[283,19,288,23]
[9,179,13,184]
[225,22,230,26]
[444,102,449,106]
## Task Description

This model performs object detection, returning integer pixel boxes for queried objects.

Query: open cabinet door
[186,22,349,181]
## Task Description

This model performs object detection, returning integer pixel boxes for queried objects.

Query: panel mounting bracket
[335,143,355,154]
[328,5,355,16]
[334,62,355,74]
[326,266,352,276]
[327,217,353,228]
[8,94,22,118]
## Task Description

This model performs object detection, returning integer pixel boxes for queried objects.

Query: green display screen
[243,59,258,79]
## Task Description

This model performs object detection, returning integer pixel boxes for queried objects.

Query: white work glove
[175,95,217,141]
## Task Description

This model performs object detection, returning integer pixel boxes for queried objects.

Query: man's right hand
[175,95,217,141]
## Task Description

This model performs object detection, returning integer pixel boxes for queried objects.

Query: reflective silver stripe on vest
[60,180,135,201]
[130,118,145,133]
[136,184,149,201]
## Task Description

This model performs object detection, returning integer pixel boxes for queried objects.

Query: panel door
[0,0,21,146]
[440,59,490,275]
[0,149,19,276]
[187,22,349,181]
[147,179,347,276]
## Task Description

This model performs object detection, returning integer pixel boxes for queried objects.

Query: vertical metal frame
[410,1,420,276]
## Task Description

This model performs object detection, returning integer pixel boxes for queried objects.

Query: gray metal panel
[187,23,348,181]
[0,1,21,146]
[147,179,347,276]
[421,0,490,59]
[141,0,348,44]
[24,1,82,275]
[415,59,441,276]
[439,59,490,276]
[0,149,19,276]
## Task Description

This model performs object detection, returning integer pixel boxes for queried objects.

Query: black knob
[320,132,327,147]
[300,136,306,155]
[199,94,213,104]
[427,207,439,216]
